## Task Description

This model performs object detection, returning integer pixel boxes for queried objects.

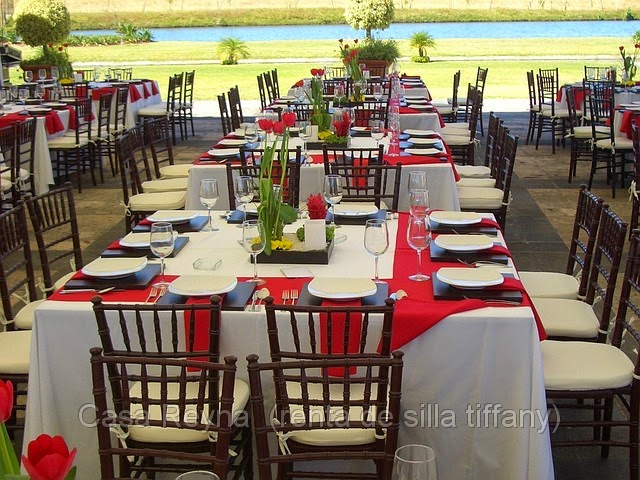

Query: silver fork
[145,285,159,303]
[282,289,290,305]
[290,289,299,305]
[457,258,506,268]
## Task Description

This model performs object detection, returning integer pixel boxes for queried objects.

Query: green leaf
[0,423,20,475]
[64,465,77,480]
[279,203,298,224]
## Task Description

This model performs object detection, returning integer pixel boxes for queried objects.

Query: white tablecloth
[25,215,553,480]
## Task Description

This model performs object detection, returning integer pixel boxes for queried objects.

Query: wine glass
[393,444,439,480]
[0,90,6,110]
[18,88,28,108]
[408,171,427,193]
[373,84,384,101]
[406,216,431,282]
[199,179,219,232]
[234,175,254,226]
[175,471,220,480]
[24,70,33,83]
[409,189,429,219]
[364,219,389,283]
[242,219,266,286]
[93,67,101,82]
[38,68,47,82]
[149,222,175,289]
[334,83,346,108]
[244,122,258,146]
[50,66,59,83]
[323,174,343,229]
[370,119,385,147]
[35,84,46,103]
[298,120,311,162]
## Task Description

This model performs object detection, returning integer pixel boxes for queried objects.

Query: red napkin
[399,106,422,114]
[151,81,160,96]
[44,110,64,135]
[91,87,116,101]
[184,295,226,369]
[320,299,362,376]
[129,84,142,102]
[142,82,151,99]
[619,110,640,139]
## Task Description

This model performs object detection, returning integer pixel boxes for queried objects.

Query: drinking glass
[50,66,59,82]
[364,219,389,283]
[409,189,429,219]
[18,88,28,108]
[149,222,175,288]
[370,119,385,147]
[373,84,384,101]
[244,122,258,146]
[38,68,47,82]
[406,216,431,282]
[35,84,46,103]
[0,90,6,110]
[24,70,33,83]
[199,179,219,232]
[234,175,254,226]
[408,171,427,192]
[334,83,346,108]
[176,472,220,480]
[242,219,266,286]
[93,67,101,82]
[392,444,439,480]
[323,174,343,229]
[298,120,311,161]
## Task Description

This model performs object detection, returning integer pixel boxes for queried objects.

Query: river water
[75,20,640,42]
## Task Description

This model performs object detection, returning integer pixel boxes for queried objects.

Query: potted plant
[14,0,73,80]
[353,37,400,75]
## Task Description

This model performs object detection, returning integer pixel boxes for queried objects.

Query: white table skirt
[25,217,552,480]
[399,111,442,133]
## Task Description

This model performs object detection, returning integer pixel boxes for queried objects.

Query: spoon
[255,287,270,310]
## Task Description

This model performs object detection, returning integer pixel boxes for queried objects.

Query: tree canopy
[344,0,395,39]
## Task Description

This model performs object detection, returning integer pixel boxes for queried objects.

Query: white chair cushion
[520,271,579,300]
[128,191,186,212]
[542,340,633,391]
[14,299,46,330]
[441,122,469,130]
[1,177,10,191]
[160,164,192,178]
[456,177,495,188]
[532,298,599,339]
[595,135,634,151]
[457,187,503,210]
[1,168,29,181]
[141,177,188,193]
[456,165,491,178]
[283,381,378,447]
[137,107,169,117]
[441,134,472,146]
[539,104,570,118]
[48,135,90,149]
[128,378,250,443]
[570,125,608,140]
[0,330,31,374]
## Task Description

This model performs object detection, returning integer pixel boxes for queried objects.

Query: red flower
[294,79,304,88]
[344,44,349,50]
[317,68,325,77]
[354,39,359,44]
[620,46,625,51]
[272,121,285,135]
[258,118,274,133]
[349,49,358,59]
[63,43,68,48]
[306,193,327,219]
[48,43,53,48]
[58,47,63,52]
[310,68,319,77]
[0,379,13,422]
[636,43,640,49]
[282,112,296,128]
[22,434,77,480]
[342,58,350,66]
[338,38,343,43]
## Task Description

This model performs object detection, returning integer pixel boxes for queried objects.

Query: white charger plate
[207,148,240,157]
[308,277,377,300]
[217,138,247,146]
[434,234,494,252]
[408,104,435,110]
[408,137,440,145]
[405,148,442,156]
[82,257,147,278]
[436,267,504,289]
[169,275,237,296]
[119,232,151,248]
[404,129,435,137]
[405,99,430,105]
[333,202,379,217]
[429,211,482,226]
[147,210,199,224]
[351,126,370,132]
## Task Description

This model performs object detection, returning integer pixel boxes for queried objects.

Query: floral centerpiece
[338,39,365,101]
[619,44,640,85]
[296,194,336,242]
[256,112,299,255]
[0,379,77,480]
[301,68,332,136]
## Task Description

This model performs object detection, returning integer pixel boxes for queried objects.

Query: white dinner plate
[404,95,428,100]
[27,107,52,114]
[434,234,495,252]
[82,257,148,278]
[147,210,199,224]
[308,277,377,300]
[279,95,296,100]
[119,232,151,248]
[403,129,435,137]
[429,211,482,226]
[351,126,369,132]
[436,268,504,289]
[333,202,379,217]
[404,148,442,156]
[217,138,247,146]
[169,275,237,296]
[233,128,246,137]
[42,102,67,109]
[408,104,434,110]
[207,148,240,157]
[408,137,440,145]
[405,99,430,105]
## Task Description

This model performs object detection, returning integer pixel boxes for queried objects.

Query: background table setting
[26,205,552,479]
[90,79,162,128]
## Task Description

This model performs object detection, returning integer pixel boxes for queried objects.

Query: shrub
[14,0,70,48]
[217,37,249,65]
[356,37,400,63]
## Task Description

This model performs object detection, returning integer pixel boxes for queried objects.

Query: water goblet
[234,175,254,227]
[298,120,311,161]
[35,84,46,103]
[0,90,6,110]
[323,174,343,229]
[93,67,101,82]
[199,179,219,232]
[244,122,258,146]
[10,85,17,104]
[18,88,28,109]
[149,222,175,289]
[38,68,47,82]
[175,471,220,480]
[24,70,33,83]
[242,219,266,286]
[406,216,431,282]
[409,189,429,219]
[50,66,59,83]
[364,218,389,283]
[373,83,384,101]
[370,119,385,148]
[334,83,346,108]
[393,444,439,480]
[408,170,427,193]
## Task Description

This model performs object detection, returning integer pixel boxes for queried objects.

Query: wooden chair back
[143,116,175,178]
[227,85,244,130]
[631,124,640,235]
[347,100,389,128]
[271,68,280,99]
[15,118,37,199]
[0,123,16,208]
[483,112,500,168]
[263,71,277,105]
[257,74,268,111]
[112,86,129,134]
[217,93,233,136]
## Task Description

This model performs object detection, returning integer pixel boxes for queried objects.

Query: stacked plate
[169,275,237,296]
[434,234,494,252]
[82,257,148,278]
[307,277,376,300]
[436,268,504,289]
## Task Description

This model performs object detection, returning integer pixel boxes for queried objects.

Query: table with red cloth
[618,108,640,139]
[26,211,553,480]
[89,80,162,128]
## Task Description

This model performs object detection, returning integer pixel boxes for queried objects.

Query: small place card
[304,219,326,250]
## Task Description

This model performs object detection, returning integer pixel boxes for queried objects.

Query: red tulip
[282,112,296,128]
[620,46,625,51]
[318,69,325,77]
[354,39,359,44]
[338,38,343,43]
[344,44,349,50]
[0,379,13,422]
[257,118,273,133]
[342,58,350,66]
[636,43,640,49]
[310,68,319,76]
[350,49,358,59]
[294,79,304,88]
[272,121,285,135]
[22,434,77,480]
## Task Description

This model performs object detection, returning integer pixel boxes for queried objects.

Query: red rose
[0,379,13,422]
[257,118,273,133]
[22,434,77,480]
[282,112,296,128]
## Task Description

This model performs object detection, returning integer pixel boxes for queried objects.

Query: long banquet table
[25,212,553,480]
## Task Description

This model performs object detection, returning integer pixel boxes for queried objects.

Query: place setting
[295,276,389,306]
[131,210,209,233]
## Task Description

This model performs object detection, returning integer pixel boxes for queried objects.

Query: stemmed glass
[234,175,254,226]
[175,471,220,480]
[18,88,28,109]
[35,84,46,103]
[406,216,431,282]
[370,119,385,148]
[242,219,266,286]
[199,179,219,232]
[244,122,258,146]
[0,90,6,110]
[50,67,59,83]
[93,67,101,82]
[38,68,47,82]
[323,174,343,229]
[334,83,346,108]
[408,171,427,193]
[364,219,389,283]
[373,84,384,101]
[149,222,175,289]
[298,120,311,162]
[409,189,429,219]
[392,444,439,480]
[24,71,33,83]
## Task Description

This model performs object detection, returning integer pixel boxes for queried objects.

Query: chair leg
[535,116,544,150]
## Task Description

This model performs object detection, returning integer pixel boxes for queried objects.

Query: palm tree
[217,37,250,65]
[409,31,436,60]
